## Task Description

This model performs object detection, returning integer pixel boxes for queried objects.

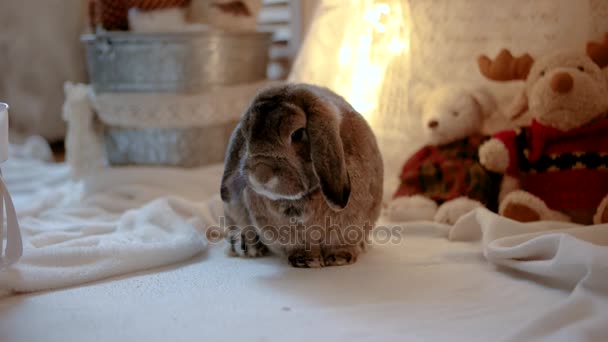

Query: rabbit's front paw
[323,249,358,267]
[227,226,269,258]
[287,250,324,268]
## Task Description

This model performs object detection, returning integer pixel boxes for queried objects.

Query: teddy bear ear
[470,88,497,118]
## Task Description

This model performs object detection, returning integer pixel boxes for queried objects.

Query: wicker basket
[82,30,272,93]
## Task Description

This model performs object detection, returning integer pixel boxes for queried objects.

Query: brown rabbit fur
[220,83,384,268]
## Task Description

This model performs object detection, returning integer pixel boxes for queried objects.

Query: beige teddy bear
[387,84,501,224]
[478,34,608,224]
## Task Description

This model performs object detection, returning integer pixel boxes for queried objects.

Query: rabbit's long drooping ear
[220,122,246,202]
[295,88,351,210]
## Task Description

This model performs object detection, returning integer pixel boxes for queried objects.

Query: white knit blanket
[0,152,222,298]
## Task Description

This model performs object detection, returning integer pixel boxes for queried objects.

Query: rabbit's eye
[452,111,459,117]
[291,128,306,143]
[540,70,546,77]
[577,66,585,72]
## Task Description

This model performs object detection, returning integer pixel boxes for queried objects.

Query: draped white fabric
[450,209,608,342]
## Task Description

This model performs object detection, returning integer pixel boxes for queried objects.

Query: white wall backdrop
[0,0,88,142]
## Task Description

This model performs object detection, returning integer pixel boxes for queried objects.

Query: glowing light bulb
[376,4,390,14]
[374,23,386,33]
[389,38,405,54]
[363,9,381,24]
[338,46,351,65]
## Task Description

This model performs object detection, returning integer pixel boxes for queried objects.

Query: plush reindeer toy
[478,34,608,224]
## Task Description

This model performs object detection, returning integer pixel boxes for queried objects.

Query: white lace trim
[89,80,277,129]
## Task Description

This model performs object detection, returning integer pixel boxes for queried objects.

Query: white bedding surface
[0,228,567,342]
[1,155,606,341]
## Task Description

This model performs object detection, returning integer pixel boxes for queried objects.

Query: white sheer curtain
[290,0,608,175]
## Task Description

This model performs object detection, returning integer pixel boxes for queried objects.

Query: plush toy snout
[550,72,574,94]
[427,119,439,129]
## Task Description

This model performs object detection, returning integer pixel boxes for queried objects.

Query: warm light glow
[374,23,386,33]
[338,46,351,65]
[349,63,383,113]
[289,0,410,128]
[389,38,405,54]
[331,1,409,124]
[288,0,413,170]
[360,35,373,47]
[376,3,390,14]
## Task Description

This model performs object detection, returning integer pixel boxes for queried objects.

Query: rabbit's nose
[253,163,274,184]
[551,72,573,94]
[428,120,439,129]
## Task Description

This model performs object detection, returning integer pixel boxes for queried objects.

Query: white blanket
[450,209,608,341]
[0,156,215,298]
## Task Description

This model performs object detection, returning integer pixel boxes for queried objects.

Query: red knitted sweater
[494,119,608,210]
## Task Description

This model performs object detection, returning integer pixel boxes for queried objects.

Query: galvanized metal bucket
[82,30,272,93]
[104,121,238,167]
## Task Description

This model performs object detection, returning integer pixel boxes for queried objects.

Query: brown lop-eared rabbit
[220,83,384,268]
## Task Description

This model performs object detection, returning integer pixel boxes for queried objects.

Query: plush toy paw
[593,194,608,224]
[500,190,571,222]
[386,195,438,222]
[479,138,510,173]
[498,175,521,203]
[434,197,483,225]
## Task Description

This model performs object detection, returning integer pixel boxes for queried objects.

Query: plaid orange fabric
[393,134,502,211]
[89,0,191,31]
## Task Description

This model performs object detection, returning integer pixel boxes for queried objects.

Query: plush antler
[587,33,608,69]
[478,49,534,81]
